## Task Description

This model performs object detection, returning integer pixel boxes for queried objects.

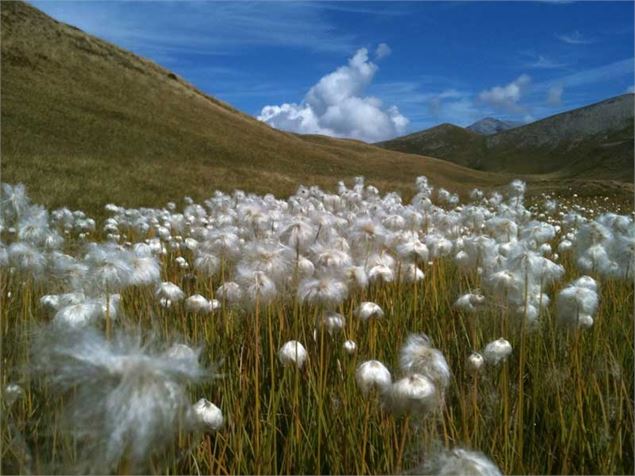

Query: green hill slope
[1,1,510,215]
[376,124,488,169]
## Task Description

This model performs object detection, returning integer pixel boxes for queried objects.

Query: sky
[32,0,634,142]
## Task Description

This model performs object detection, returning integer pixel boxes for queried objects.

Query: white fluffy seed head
[185,294,212,313]
[355,360,392,395]
[343,340,357,355]
[321,313,346,335]
[467,352,485,372]
[556,281,599,328]
[31,326,206,473]
[399,334,451,390]
[216,281,243,305]
[166,343,198,362]
[573,275,598,292]
[192,398,224,431]
[297,276,348,308]
[420,447,502,476]
[483,338,512,365]
[156,281,185,302]
[385,373,438,415]
[454,293,486,313]
[3,383,24,406]
[356,302,384,321]
[278,340,308,369]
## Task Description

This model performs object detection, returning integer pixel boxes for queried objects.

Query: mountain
[467,117,522,135]
[481,94,633,178]
[376,124,486,169]
[0,1,507,216]
[378,94,634,182]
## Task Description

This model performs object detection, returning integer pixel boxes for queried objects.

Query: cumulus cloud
[477,74,531,112]
[257,48,408,143]
[375,43,392,60]
[546,84,563,105]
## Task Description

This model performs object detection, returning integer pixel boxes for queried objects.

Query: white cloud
[258,48,408,142]
[375,43,392,60]
[533,58,634,91]
[527,55,568,69]
[627,85,635,94]
[557,30,593,45]
[31,1,357,56]
[477,74,531,112]
[546,84,564,105]
[426,89,465,115]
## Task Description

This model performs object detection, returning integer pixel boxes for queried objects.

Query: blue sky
[33,1,634,142]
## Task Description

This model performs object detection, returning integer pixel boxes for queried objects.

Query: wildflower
[240,241,292,283]
[321,313,346,335]
[237,269,277,306]
[296,256,315,278]
[343,340,357,355]
[356,302,384,321]
[556,278,599,328]
[278,341,308,369]
[573,275,598,292]
[298,276,348,308]
[279,220,315,252]
[175,256,189,270]
[194,250,220,276]
[216,281,243,305]
[385,374,438,415]
[129,253,161,286]
[399,334,450,391]
[185,294,220,314]
[396,238,429,262]
[355,360,392,395]
[83,243,133,293]
[156,282,185,303]
[3,383,24,406]
[345,265,369,289]
[7,242,47,277]
[419,447,502,476]
[166,343,198,361]
[192,399,224,431]
[313,247,352,271]
[401,263,425,282]
[54,295,120,328]
[1,183,30,222]
[454,293,486,313]
[467,352,485,372]
[368,264,394,283]
[40,292,85,315]
[32,326,206,473]
[483,338,512,365]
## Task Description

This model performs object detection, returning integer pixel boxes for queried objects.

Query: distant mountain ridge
[467,117,522,135]
[378,94,634,182]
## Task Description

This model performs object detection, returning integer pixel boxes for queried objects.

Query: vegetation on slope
[378,95,634,182]
[1,1,510,217]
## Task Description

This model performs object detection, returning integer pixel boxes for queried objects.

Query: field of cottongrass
[0,177,633,475]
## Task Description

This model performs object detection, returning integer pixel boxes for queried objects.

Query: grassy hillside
[1,1,512,217]
[378,95,634,182]
[377,124,488,169]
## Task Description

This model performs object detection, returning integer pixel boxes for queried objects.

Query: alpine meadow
[1,2,634,476]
